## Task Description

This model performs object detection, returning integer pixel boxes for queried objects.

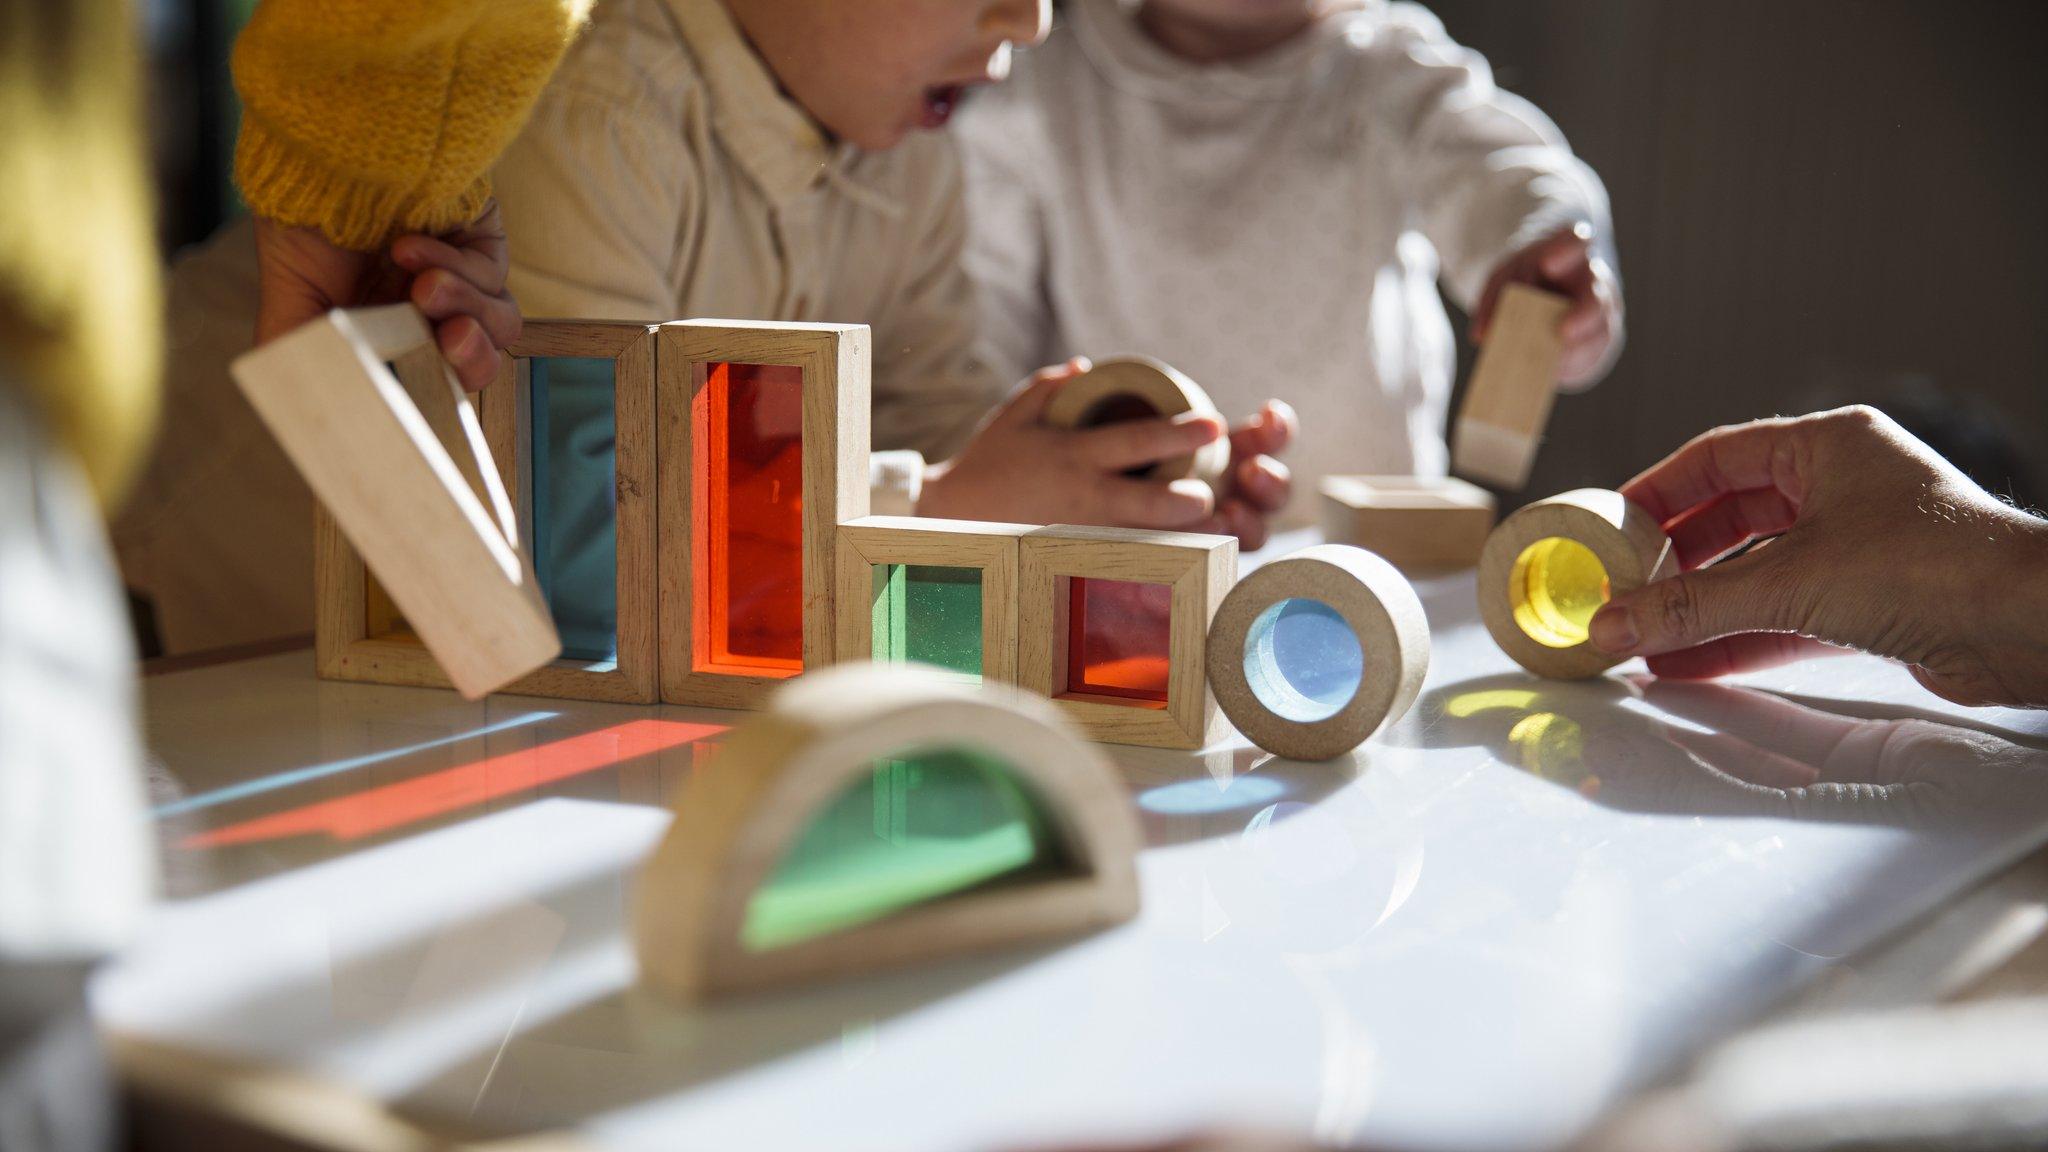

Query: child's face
[730,0,1051,150]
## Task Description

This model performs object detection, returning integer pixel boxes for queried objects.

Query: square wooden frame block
[1318,474,1498,573]
[1018,525,1236,750]
[658,320,870,709]
[314,319,656,702]
[834,516,1032,685]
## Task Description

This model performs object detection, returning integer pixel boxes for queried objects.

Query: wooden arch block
[1452,284,1572,491]
[1318,474,1497,573]
[634,663,1141,1002]
[233,305,559,700]
[1207,544,1430,761]
[658,320,870,710]
[1478,488,1676,679]
[1018,525,1236,750]
[1042,357,1230,485]
[834,516,1032,684]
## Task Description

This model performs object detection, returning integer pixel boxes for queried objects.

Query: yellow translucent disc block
[1510,536,1610,648]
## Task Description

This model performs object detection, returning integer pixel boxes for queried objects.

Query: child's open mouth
[920,85,966,129]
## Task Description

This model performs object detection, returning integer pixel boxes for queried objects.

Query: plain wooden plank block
[1206,543,1430,761]
[658,320,870,710]
[1041,357,1230,485]
[233,305,559,700]
[1452,284,1572,491]
[1318,474,1498,573]
[834,516,1032,684]
[1017,524,1236,750]
[634,664,1141,1003]
[1478,487,1675,679]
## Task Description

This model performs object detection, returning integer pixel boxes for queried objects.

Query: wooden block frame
[243,305,559,700]
[1478,487,1676,680]
[1041,357,1229,485]
[834,516,1031,685]
[1452,284,1572,491]
[478,321,660,702]
[1018,525,1236,750]
[1207,544,1431,761]
[1318,474,1497,573]
[635,664,1140,1002]
[658,321,870,709]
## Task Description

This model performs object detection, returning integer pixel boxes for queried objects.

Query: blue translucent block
[1243,597,1363,723]
[529,356,618,662]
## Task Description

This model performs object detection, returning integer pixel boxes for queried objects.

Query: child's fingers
[1229,400,1298,459]
[1232,455,1291,512]
[1216,498,1268,551]
[390,232,511,297]
[410,269,523,347]
[1535,224,1594,280]
[1075,411,1224,472]
[1002,358,1092,426]
[435,316,499,393]
[1100,476,1215,528]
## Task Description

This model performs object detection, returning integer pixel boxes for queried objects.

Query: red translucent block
[1065,578,1172,708]
[693,361,805,676]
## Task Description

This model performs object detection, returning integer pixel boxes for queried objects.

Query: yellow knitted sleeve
[232,0,593,251]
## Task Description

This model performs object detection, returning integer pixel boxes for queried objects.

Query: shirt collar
[1070,0,1365,104]
[666,0,897,215]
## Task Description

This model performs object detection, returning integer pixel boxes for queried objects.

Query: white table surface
[98,535,2048,1152]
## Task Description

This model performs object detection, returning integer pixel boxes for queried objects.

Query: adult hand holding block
[1587,407,2048,709]
[230,304,560,699]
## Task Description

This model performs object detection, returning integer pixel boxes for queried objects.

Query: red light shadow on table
[1065,578,1172,708]
[181,719,725,850]
[693,361,805,677]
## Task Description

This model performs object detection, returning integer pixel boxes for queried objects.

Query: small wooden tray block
[1207,543,1431,761]
[1018,525,1237,750]
[1318,474,1497,573]
[1452,284,1572,491]
[635,663,1141,1002]
[834,515,1033,685]
[1042,356,1230,486]
[1478,487,1676,679]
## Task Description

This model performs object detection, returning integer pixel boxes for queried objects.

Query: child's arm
[1369,7,1624,388]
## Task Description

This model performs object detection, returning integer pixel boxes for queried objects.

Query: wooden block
[1478,487,1676,679]
[1206,544,1430,761]
[634,663,1141,1002]
[1452,284,1572,491]
[1318,475,1497,573]
[1041,356,1230,486]
[233,305,559,700]
[1017,524,1236,750]
[657,320,870,710]
[834,516,1032,685]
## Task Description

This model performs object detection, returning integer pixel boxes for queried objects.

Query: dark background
[145,1,2048,509]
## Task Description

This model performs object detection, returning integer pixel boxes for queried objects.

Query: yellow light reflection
[1443,688,1542,719]
[1507,712,1598,796]
[1510,537,1610,648]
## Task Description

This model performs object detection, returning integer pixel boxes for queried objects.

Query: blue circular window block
[1242,597,1364,723]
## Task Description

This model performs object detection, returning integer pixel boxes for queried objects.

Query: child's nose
[985,0,1052,48]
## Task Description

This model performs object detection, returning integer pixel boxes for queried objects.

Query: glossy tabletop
[98,534,2048,1152]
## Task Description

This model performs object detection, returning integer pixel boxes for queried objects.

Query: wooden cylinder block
[1042,357,1230,486]
[1205,544,1431,761]
[1477,488,1676,680]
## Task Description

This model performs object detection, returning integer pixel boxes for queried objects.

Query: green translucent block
[529,356,619,663]
[741,748,1068,951]
[871,564,983,680]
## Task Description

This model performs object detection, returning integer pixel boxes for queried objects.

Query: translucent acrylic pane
[528,356,618,662]
[741,748,1067,951]
[872,564,983,680]
[1243,597,1363,723]
[1065,578,1172,705]
[692,362,804,676]
[1511,536,1610,649]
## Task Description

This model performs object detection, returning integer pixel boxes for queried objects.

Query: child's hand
[252,200,522,393]
[1470,222,1621,388]
[1195,400,1297,551]
[918,359,1226,529]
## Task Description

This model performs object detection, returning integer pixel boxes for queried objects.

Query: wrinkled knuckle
[1656,578,1702,642]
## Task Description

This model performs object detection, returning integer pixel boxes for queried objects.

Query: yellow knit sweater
[233,0,593,251]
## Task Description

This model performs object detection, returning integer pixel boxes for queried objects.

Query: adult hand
[1470,221,1622,388]
[1193,400,1297,551]
[251,200,522,392]
[918,359,1225,530]
[1585,406,2048,709]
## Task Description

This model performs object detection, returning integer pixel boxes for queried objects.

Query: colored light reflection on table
[180,719,724,849]
[693,361,804,676]
[742,747,1065,951]
[1065,578,1172,706]
[1511,536,1610,648]
[1243,597,1362,722]
[872,564,983,680]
